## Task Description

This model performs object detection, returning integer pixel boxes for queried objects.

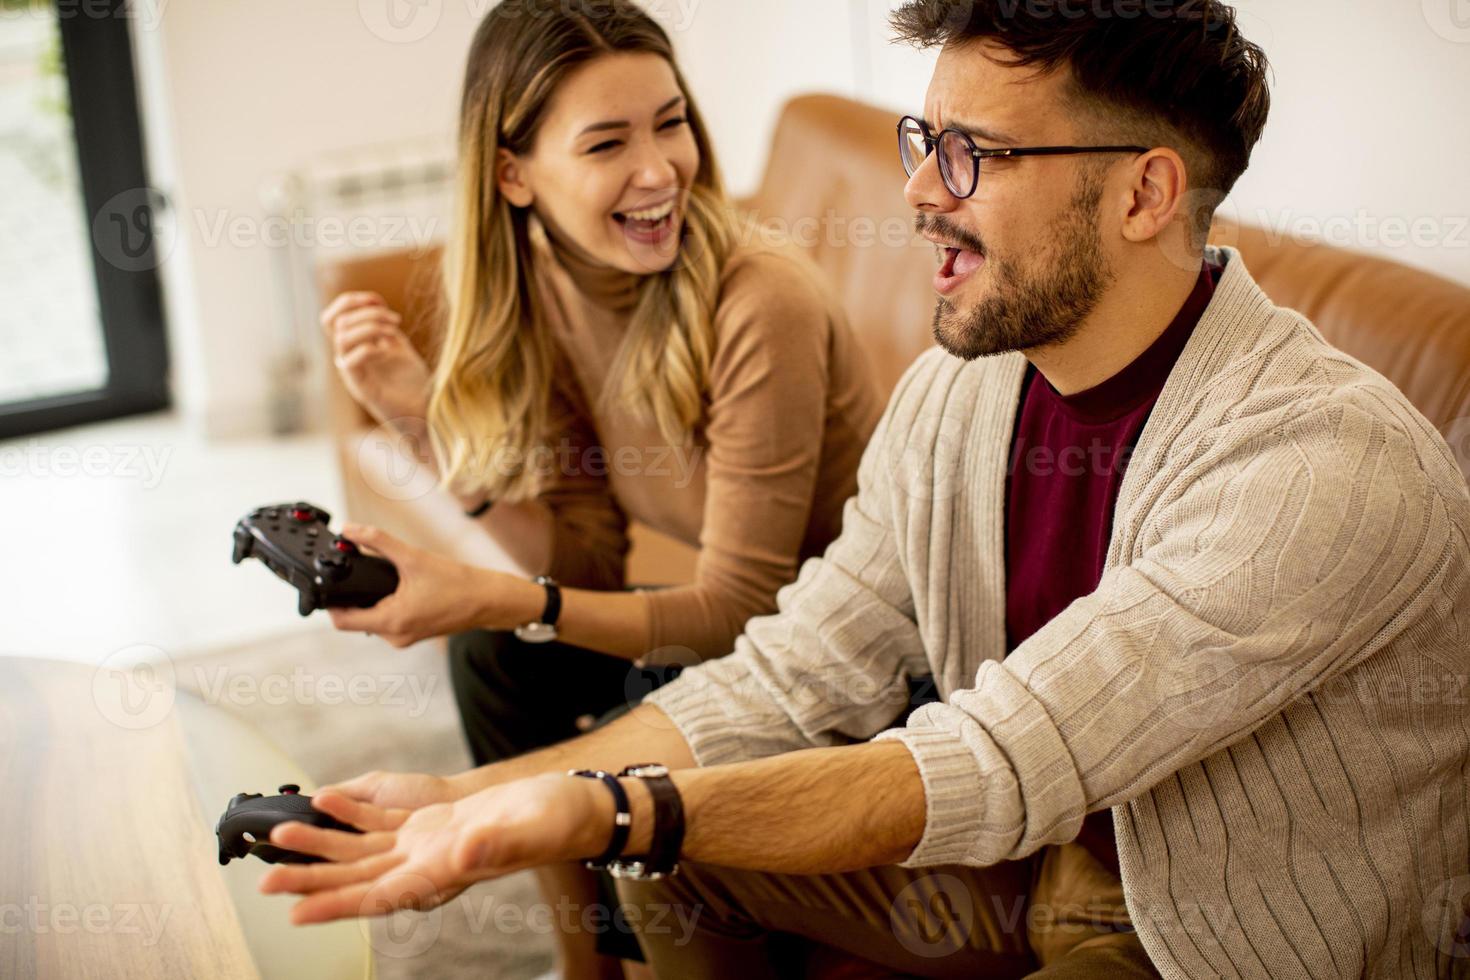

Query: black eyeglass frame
[898,115,1149,200]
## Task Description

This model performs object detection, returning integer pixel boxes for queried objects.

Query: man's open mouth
[935,245,984,295]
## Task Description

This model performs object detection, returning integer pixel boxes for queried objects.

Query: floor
[0,411,346,663]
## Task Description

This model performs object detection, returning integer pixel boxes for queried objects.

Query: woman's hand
[259,773,612,925]
[327,524,542,646]
[322,291,433,427]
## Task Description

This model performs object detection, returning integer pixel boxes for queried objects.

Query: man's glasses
[898,115,1149,200]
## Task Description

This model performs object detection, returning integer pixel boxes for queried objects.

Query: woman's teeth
[619,200,676,223]
[616,202,678,245]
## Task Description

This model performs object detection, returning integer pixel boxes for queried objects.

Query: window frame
[0,0,170,439]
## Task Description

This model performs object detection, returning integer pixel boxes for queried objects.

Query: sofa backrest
[738,94,938,400]
[743,94,1470,434]
[317,94,1470,440]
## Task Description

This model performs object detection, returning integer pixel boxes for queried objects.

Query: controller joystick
[216,784,363,865]
[232,502,399,616]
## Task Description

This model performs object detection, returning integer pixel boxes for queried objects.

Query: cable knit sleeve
[641,349,949,764]
[874,396,1470,869]
[640,251,852,664]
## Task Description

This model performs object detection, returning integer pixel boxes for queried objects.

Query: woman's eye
[659,116,688,131]
[588,140,622,154]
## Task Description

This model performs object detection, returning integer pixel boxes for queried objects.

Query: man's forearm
[447,703,698,798]
[671,740,926,875]
[448,708,927,877]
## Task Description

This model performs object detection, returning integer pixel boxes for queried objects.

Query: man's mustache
[915,213,986,256]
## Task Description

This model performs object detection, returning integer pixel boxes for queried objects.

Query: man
[259,2,1470,976]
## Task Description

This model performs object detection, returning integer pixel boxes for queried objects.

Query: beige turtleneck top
[530,229,883,664]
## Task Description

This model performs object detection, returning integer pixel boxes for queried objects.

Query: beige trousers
[613,839,1160,978]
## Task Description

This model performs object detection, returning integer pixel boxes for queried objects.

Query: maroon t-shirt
[1002,261,1218,873]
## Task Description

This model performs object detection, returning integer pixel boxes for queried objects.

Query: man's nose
[904,150,957,213]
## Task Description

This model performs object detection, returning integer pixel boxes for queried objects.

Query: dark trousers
[448,629,684,961]
[447,629,683,766]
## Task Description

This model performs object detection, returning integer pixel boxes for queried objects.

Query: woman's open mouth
[614,199,679,246]
[935,245,984,296]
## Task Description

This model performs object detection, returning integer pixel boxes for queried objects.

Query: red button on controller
[291,508,314,522]
[333,539,356,554]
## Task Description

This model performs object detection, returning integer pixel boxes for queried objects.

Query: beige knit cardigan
[645,247,1470,978]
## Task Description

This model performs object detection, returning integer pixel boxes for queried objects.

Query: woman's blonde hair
[429,0,737,501]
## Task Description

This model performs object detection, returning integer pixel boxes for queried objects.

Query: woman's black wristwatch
[607,764,685,881]
[514,576,561,644]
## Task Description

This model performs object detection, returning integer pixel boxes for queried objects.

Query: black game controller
[232,502,399,616]
[216,784,363,865]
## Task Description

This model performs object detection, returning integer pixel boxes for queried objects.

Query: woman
[318,0,881,975]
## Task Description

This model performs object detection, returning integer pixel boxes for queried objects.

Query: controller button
[333,539,356,554]
[307,528,320,537]
[278,784,301,795]
[291,508,314,523]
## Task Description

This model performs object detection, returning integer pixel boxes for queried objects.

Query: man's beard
[924,172,1115,361]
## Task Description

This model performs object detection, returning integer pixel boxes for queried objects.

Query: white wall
[683,0,1470,289]
[131,0,479,437]
[132,0,1470,440]
[1225,0,1470,284]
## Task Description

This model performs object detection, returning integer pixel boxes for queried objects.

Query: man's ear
[496,148,534,208]
[1120,147,1187,244]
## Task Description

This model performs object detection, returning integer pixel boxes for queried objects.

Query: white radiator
[258,139,454,434]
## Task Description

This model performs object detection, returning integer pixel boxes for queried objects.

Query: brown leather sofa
[316,92,1470,588]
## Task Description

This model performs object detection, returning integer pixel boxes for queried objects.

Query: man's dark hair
[891,0,1271,201]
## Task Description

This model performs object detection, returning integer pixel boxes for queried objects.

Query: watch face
[608,860,676,881]
[627,764,670,778]
[515,622,558,644]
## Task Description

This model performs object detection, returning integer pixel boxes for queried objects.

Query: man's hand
[259,773,617,925]
[318,769,462,811]
[326,524,542,646]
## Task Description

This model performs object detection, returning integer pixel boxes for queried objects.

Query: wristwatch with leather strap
[514,575,562,644]
[607,763,685,880]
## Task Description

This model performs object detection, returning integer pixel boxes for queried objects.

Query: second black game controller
[216,784,363,865]
[232,502,399,616]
